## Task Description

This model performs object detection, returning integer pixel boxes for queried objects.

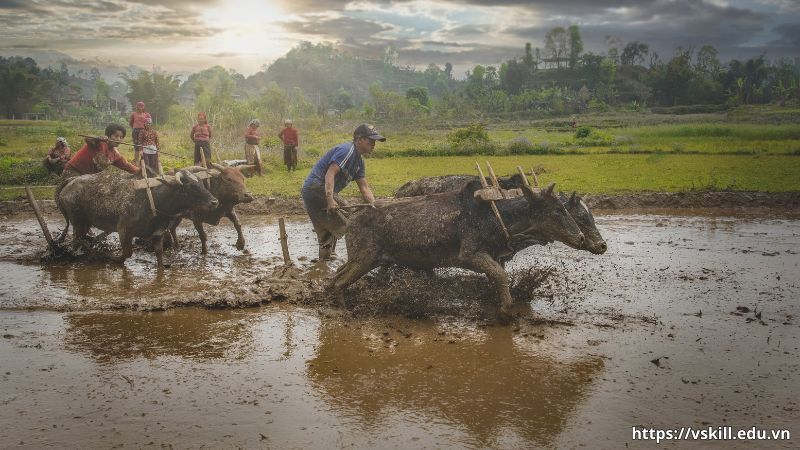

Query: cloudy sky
[1,0,798,77]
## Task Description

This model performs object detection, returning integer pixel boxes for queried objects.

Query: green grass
[1,108,799,200]
[245,154,800,198]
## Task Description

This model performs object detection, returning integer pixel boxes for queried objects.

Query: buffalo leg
[166,222,179,250]
[56,217,70,243]
[328,256,381,306]
[116,227,134,263]
[71,219,90,251]
[225,210,245,250]
[192,219,208,254]
[458,252,513,322]
[153,233,165,267]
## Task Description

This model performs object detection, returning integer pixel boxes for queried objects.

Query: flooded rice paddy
[1,211,798,448]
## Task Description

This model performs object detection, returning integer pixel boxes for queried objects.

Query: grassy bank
[1,108,799,200]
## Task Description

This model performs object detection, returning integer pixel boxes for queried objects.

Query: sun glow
[200,0,290,63]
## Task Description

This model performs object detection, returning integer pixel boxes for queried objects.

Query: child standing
[139,117,161,174]
[129,101,149,163]
[244,119,262,175]
[191,112,213,167]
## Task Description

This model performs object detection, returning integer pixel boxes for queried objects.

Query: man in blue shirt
[302,123,385,260]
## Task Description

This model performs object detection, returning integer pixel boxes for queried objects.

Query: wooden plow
[472,162,540,241]
[133,168,221,217]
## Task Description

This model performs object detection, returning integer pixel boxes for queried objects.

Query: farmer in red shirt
[244,119,262,175]
[62,124,140,179]
[129,101,149,163]
[278,119,299,172]
[190,111,213,167]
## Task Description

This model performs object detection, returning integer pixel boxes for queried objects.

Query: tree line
[2,27,799,124]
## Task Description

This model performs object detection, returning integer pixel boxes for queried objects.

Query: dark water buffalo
[167,165,254,254]
[57,169,218,266]
[330,181,585,321]
[396,174,607,254]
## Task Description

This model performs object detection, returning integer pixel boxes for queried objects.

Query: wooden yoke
[141,163,157,217]
[198,150,211,189]
[475,162,511,241]
[133,169,220,190]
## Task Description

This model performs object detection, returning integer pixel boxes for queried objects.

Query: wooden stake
[516,166,531,187]
[198,149,211,189]
[25,186,54,247]
[530,168,540,187]
[474,162,510,241]
[141,163,157,217]
[485,161,506,199]
[278,217,291,265]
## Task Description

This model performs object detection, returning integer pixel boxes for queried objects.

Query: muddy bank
[3,190,799,218]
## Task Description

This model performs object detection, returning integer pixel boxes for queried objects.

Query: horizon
[1,0,798,79]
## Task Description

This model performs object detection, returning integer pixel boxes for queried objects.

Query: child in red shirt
[190,112,213,167]
[129,101,149,163]
[139,117,161,174]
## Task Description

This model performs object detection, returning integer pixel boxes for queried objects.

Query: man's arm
[355,178,375,204]
[324,163,341,213]
[111,154,140,174]
[190,125,196,143]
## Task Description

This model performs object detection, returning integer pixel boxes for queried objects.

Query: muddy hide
[330,181,584,321]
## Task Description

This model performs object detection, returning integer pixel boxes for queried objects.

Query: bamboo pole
[198,149,211,189]
[485,161,506,199]
[516,166,531,187]
[77,135,186,159]
[25,186,54,247]
[475,162,510,241]
[530,168,540,187]
[278,217,291,265]
[141,163,157,217]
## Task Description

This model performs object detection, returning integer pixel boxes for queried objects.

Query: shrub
[575,129,615,146]
[575,126,592,138]
[447,123,489,148]
[508,136,533,155]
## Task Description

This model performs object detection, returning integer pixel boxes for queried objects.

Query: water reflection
[307,321,604,447]
[64,309,255,362]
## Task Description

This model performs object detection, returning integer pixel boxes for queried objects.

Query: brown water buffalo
[167,164,254,254]
[396,174,607,255]
[56,169,218,266]
[330,181,585,321]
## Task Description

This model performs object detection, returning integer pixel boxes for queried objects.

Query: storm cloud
[0,0,797,75]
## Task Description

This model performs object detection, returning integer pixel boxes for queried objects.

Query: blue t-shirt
[303,142,365,193]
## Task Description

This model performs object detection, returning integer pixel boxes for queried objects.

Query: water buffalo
[396,174,607,254]
[330,181,585,321]
[167,164,254,254]
[57,168,218,266]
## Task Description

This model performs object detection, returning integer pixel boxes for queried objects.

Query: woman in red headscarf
[129,101,149,163]
[190,111,213,167]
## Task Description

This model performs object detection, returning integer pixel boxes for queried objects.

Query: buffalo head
[507,182,585,250]
[562,192,607,254]
[163,169,219,210]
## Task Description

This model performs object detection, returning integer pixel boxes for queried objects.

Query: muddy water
[1,211,799,448]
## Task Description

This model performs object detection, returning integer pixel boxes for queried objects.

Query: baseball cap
[353,123,386,142]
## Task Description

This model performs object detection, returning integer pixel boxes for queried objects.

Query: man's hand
[326,196,338,214]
